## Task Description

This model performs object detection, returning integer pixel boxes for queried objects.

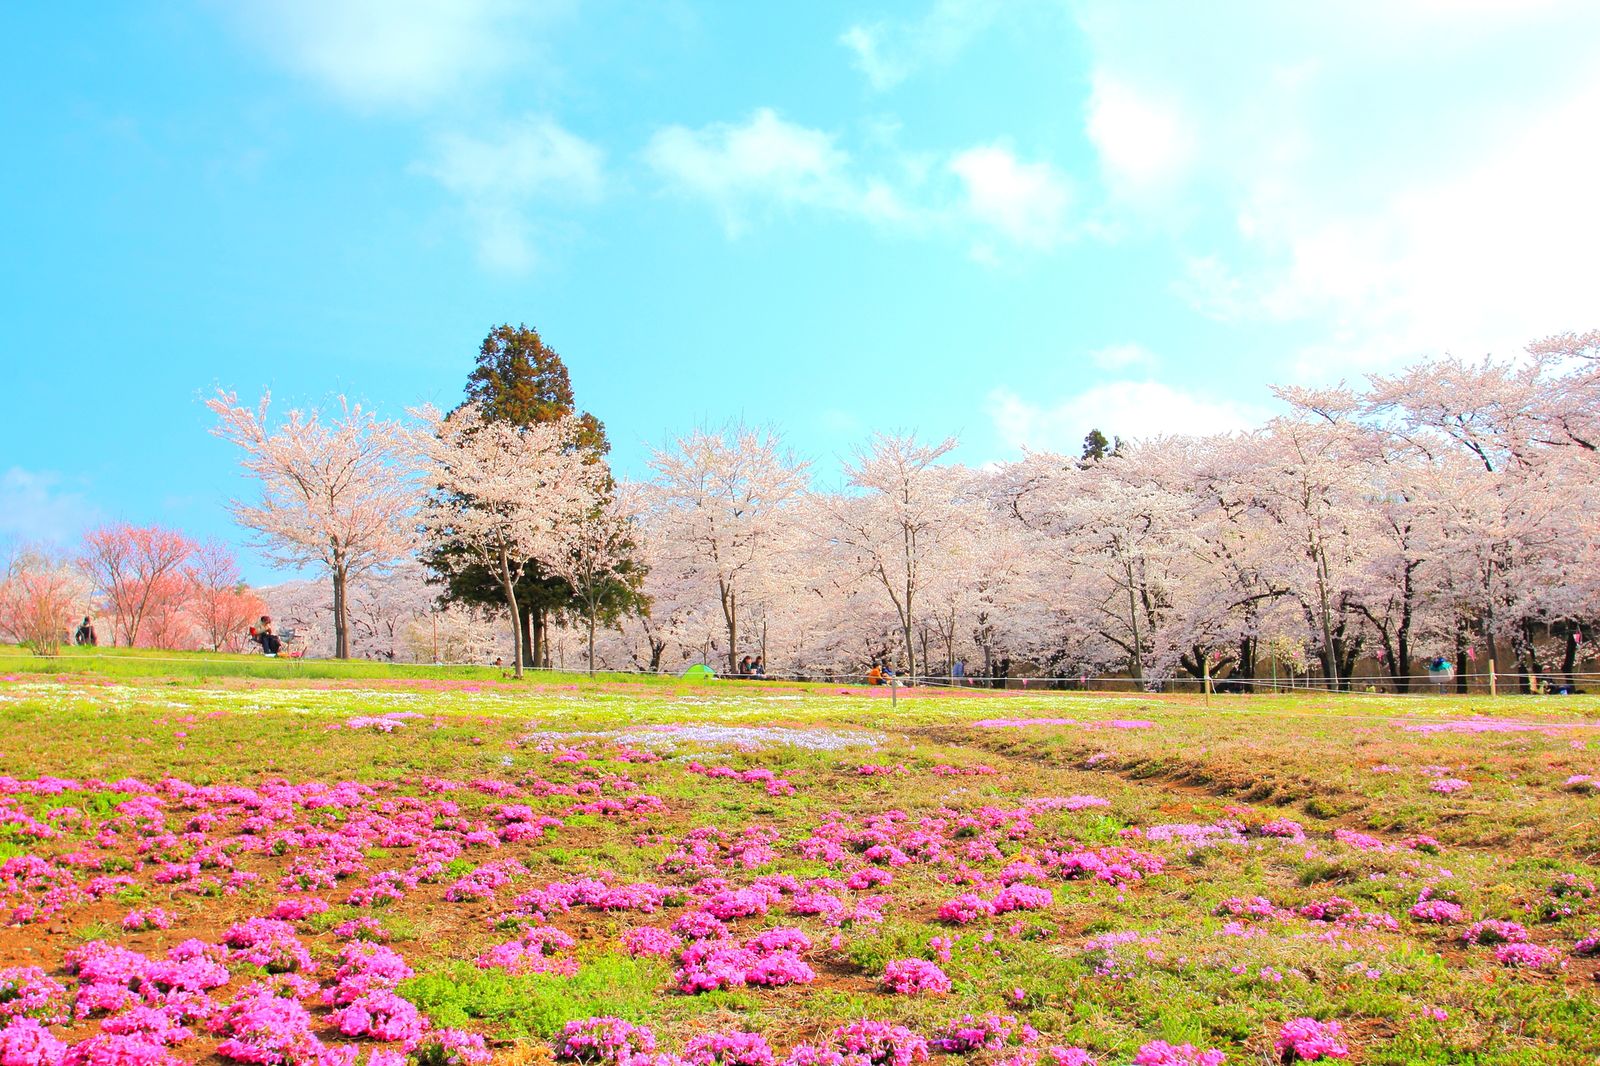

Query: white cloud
[1075,1,1600,372]
[232,0,565,111]
[948,144,1072,249]
[841,0,1000,90]
[0,469,98,546]
[1084,76,1193,193]
[1089,343,1156,371]
[986,380,1265,453]
[644,109,909,235]
[414,116,604,271]
[644,111,1079,257]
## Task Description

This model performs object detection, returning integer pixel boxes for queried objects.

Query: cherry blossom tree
[0,546,88,656]
[78,523,197,647]
[208,390,417,658]
[185,540,266,652]
[414,404,605,678]
[547,485,642,677]
[646,423,810,672]
[820,434,968,680]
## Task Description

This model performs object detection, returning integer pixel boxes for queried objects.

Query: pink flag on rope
[1465,647,1477,662]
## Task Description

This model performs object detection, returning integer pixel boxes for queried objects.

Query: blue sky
[4,1,1600,581]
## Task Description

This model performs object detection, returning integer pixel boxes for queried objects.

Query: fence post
[1488,659,1497,697]
[1203,658,1212,705]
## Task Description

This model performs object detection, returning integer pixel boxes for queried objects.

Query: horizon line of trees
[9,325,1600,693]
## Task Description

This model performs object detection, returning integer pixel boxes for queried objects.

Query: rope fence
[4,650,1595,697]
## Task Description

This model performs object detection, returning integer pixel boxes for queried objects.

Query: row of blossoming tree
[0,530,266,654]
[164,325,1600,688]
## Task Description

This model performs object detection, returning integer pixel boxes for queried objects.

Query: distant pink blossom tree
[79,523,197,647]
[0,546,88,656]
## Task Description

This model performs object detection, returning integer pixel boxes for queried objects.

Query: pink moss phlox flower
[0,968,70,1026]
[930,1013,1021,1053]
[938,894,994,925]
[1461,920,1529,945]
[1215,897,1279,922]
[408,1029,490,1066]
[269,898,330,922]
[553,1018,657,1064]
[1429,779,1469,794]
[992,884,1051,914]
[120,909,172,932]
[1275,1019,1349,1061]
[682,1032,776,1066]
[830,1021,928,1066]
[60,1033,182,1066]
[331,990,427,1043]
[221,919,314,973]
[1493,943,1566,971]
[0,1019,69,1066]
[880,959,951,995]
[622,927,682,959]
[1131,1041,1224,1066]
[1408,900,1465,924]
[1255,819,1305,841]
[101,1007,194,1046]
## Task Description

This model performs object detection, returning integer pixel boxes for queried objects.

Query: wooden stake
[1203,658,1212,705]
[1488,658,1497,698]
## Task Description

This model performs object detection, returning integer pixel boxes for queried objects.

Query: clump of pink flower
[829,1021,928,1066]
[938,894,994,925]
[881,959,951,995]
[332,990,427,1043]
[60,1033,182,1066]
[221,918,314,973]
[121,909,173,932]
[553,1018,657,1064]
[623,927,682,959]
[682,1032,775,1066]
[0,1019,69,1066]
[1461,919,1528,945]
[0,968,69,1026]
[1493,943,1566,971]
[1131,1042,1223,1066]
[1275,1018,1349,1061]
[1429,779,1469,794]
[411,1029,490,1066]
[992,884,1052,914]
[930,1014,1024,1053]
[1408,900,1465,924]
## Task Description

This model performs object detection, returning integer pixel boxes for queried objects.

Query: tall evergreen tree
[423,324,642,670]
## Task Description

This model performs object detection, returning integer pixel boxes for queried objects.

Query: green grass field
[0,655,1597,1065]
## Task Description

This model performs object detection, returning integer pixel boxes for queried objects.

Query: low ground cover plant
[0,674,1596,1064]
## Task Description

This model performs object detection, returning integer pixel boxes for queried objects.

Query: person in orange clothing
[866,664,884,686]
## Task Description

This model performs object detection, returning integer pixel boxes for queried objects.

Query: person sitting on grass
[867,663,884,686]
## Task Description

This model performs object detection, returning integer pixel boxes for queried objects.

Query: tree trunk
[499,553,523,679]
[519,608,533,670]
[587,608,597,678]
[333,564,350,659]
[1125,577,1143,681]
[1562,629,1579,689]
[1314,547,1338,687]
[721,584,738,674]
[1453,624,1470,694]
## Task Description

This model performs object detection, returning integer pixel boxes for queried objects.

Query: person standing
[74,616,98,646]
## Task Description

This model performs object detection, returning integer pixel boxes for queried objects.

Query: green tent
[680,663,717,680]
